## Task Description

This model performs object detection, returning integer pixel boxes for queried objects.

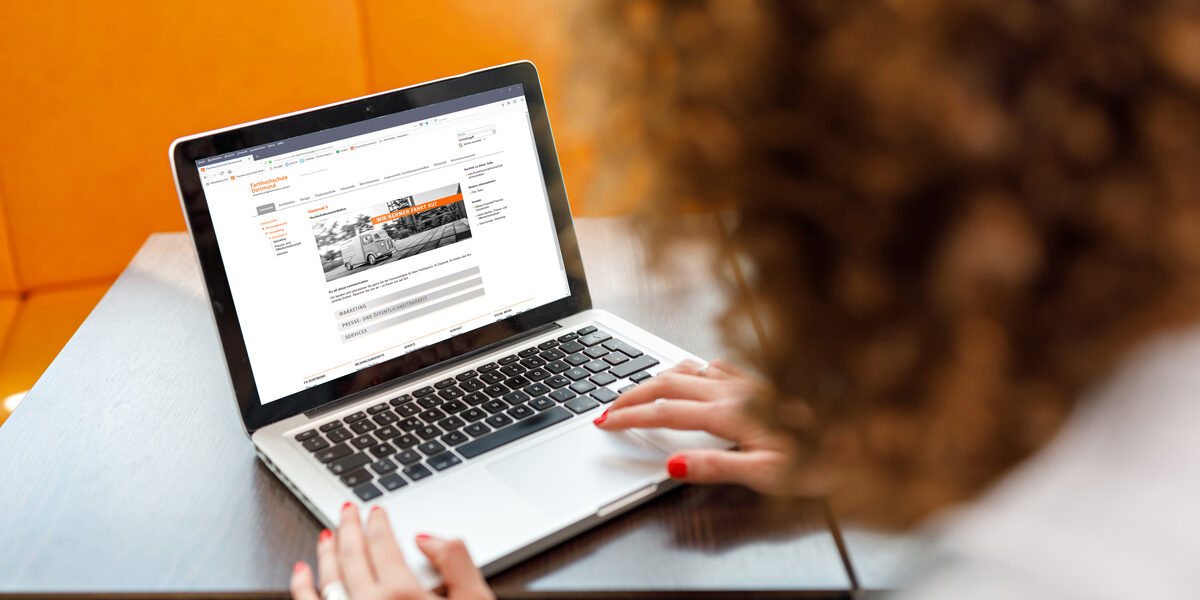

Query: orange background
[372,194,464,225]
[0,1,602,422]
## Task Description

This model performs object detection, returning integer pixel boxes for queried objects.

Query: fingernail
[293,561,305,574]
[416,533,432,542]
[371,505,382,513]
[593,409,609,426]
[319,529,332,542]
[342,501,352,511]
[667,455,688,479]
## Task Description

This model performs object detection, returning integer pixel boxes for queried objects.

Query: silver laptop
[169,61,728,588]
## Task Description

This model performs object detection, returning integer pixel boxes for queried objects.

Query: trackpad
[487,425,668,519]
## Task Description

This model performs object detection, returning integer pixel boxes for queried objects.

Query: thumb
[666,449,785,494]
[415,535,492,598]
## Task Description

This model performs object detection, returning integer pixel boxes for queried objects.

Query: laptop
[169,61,729,588]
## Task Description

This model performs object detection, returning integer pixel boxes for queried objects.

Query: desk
[0,217,856,598]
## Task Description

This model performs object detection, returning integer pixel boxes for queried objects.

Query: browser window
[196,85,571,404]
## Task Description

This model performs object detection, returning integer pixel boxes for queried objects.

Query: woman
[293,0,1200,598]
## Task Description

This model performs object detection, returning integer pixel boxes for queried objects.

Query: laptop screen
[194,85,571,405]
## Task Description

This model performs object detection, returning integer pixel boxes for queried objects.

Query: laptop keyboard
[292,325,661,502]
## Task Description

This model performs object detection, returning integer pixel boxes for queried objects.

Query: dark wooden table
[0,217,863,598]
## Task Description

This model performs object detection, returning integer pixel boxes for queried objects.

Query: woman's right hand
[593,359,795,495]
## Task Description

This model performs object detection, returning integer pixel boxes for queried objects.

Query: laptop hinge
[303,321,563,419]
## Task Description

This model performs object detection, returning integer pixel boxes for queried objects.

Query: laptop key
[369,444,395,458]
[329,453,371,475]
[367,403,390,414]
[375,426,400,440]
[549,388,576,403]
[398,417,422,431]
[526,368,551,381]
[591,388,619,404]
[518,347,540,358]
[319,421,344,433]
[437,416,465,432]
[351,435,376,449]
[482,399,507,414]
[389,394,413,406]
[631,371,653,383]
[560,341,585,354]
[530,396,556,411]
[569,380,597,394]
[302,437,330,452]
[590,372,617,387]
[418,440,446,456]
[505,375,531,389]
[524,382,551,397]
[557,332,579,342]
[394,434,419,450]
[456,370,479,381]
[372,412,398,425]
[441,399,468,414]
[520,356,546,369]
[403,464,433,481]
[579,331,613,346]
[295,430,319,442]
[463,391,489,406]
[609,355,661,379]
[540,348,565,361]
[461,407,486,422]
[565,353,589,366]
[565,396,601,414]
[353,482,383,501]
[415,425,442,441]
[413,386,436,397]
[604,353,629,366]
[507,404,535,420]
[480,371,504,384]
[565,367,590,381]
[350,420,376,434]
[499,364,524,377]
[584,346,609,359]
[498,354,520,365]
[344,411,368,423]
[437,386,463,400]
[316,443,353,463]
[341,469,372,487]
[395,402,420,417]
[417,395,442,409]
[460,378,485,392]
[428,452,462,472]
[442,430,469,446]
[371,458,397,474]
[546,374,571,388]
[538,340,558,350]
[477,362,499,372]
[618,383,637,394]
[459,406,572,459]
[576,325,598,336]
[503,391,530,406]
[545,360,570,374]
[328,428,353,443]
[378,473,407,491]
[434,378,456,389]
[584,360,609,374]
[395,450,422,465]
[483,384,508,398]
[419,408,447,423]
[485,413,513,429]
[464,422,490,438]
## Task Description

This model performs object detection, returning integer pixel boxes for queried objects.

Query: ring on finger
[321,581,350,600]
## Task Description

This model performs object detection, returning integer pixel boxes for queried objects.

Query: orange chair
[0,1,594,424]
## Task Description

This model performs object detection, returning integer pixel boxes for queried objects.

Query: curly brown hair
[573,0,1200,526]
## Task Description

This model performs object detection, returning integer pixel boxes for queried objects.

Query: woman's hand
[290,502,493,600]
[593,359,793,495]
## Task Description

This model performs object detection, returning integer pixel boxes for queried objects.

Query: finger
[666,359,706,376]
[415,535,492,598]
[706,359,752,381]
[365,506,422,591]
[290,561,320,600]
[598,398,741,440]
[608,372,722,413]
[336,502,378,597]
[666,449,786,493]
[316,528,340,590]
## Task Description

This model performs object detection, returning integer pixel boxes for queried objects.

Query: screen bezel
[171,61,590,433]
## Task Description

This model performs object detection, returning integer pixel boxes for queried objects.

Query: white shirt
[892,325,1200,599]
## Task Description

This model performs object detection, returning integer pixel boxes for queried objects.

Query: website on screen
[197,86,570,404]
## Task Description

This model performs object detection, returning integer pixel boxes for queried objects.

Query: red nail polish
[593,409,609,426]
[342,501,352,511]
[416,533,432,542]
[371,505,382,513]
[319,529,332,542]
[667,455,688,479]
[293,561,305,574]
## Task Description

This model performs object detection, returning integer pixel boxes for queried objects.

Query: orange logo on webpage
[249,175,288,193]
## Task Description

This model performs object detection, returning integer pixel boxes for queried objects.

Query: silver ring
[321,581,349,600]
[696,365,709,378]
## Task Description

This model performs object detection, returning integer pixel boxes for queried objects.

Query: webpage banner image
[312,183,472,283]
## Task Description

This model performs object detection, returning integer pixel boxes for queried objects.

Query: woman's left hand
[290,502,494,600]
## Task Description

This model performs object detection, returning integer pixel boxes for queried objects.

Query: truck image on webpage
[340,230,395,270]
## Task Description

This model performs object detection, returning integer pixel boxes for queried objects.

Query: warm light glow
[3,392,26,414]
